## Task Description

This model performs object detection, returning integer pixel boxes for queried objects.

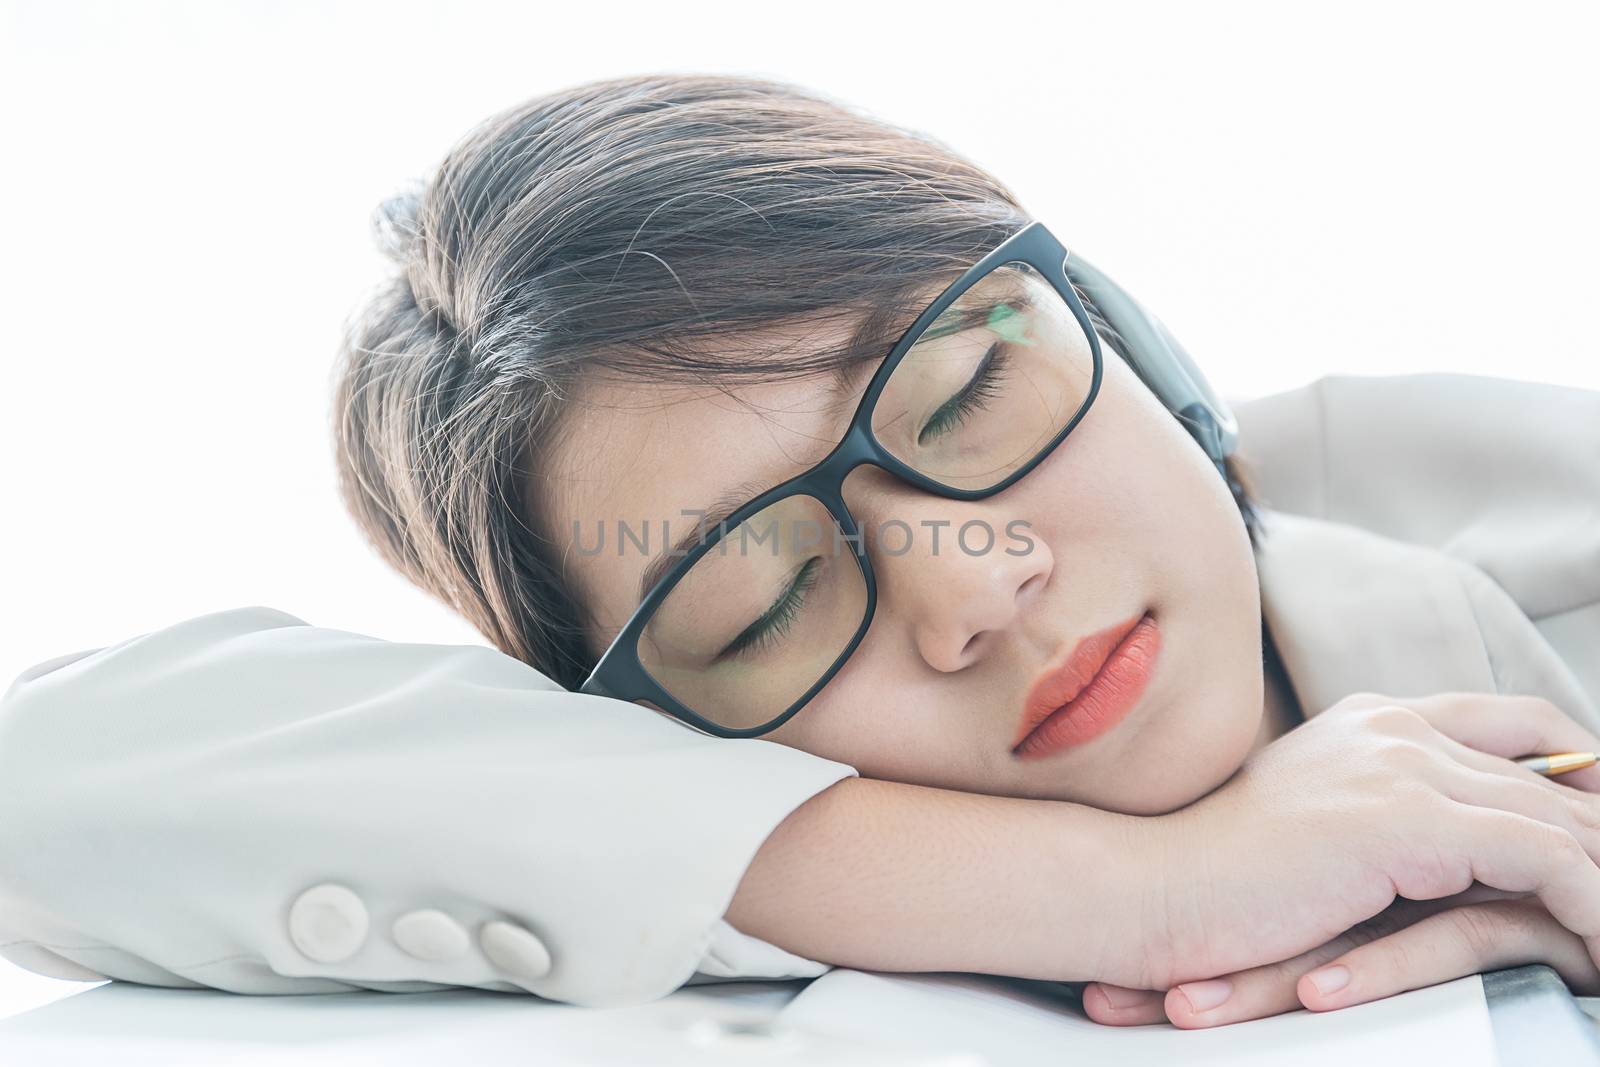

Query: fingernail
[1097,984,1156,1009]
[1306,965,1351,996]
[1177,978,1233,1013]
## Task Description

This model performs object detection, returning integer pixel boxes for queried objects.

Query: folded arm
[0,606,1155,1006]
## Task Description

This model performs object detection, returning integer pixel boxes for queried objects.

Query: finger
[1409,692,1600,794]
[1080,983,1168,1026]
[1418,734,1600,874]
[1166,950,1338,1028]
[1428,804,1600,975]
[1429,745,1600,845]
[1298,899,1600,1011]
[1425,722,1599,806]
[1163,887,1523,1028]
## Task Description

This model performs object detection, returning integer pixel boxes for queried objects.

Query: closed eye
[918,341,1010,445]
[715,557,822,660]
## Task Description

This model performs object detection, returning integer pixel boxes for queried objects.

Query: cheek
[1038,373,1227,547]
[764,632,951,771]
[1004,369,1173,519]
[764,638,889,759]
[990,423,1165,556]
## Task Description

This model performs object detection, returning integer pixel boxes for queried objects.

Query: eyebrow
[636,475,776,604]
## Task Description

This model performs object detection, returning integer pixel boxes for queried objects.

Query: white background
[1,0,1597,1011]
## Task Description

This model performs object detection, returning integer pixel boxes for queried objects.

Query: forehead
[538,323,869,640]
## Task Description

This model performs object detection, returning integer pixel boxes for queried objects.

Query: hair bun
[371,180,426,266]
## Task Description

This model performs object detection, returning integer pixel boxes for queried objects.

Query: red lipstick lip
[1012,610,1160,759]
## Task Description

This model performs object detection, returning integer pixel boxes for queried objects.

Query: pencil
[1515,752,1598,776]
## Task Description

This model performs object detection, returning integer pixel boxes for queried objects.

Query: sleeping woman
[328,72,1600,1025]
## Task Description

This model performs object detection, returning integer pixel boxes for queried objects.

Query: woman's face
[539,305,1266,816]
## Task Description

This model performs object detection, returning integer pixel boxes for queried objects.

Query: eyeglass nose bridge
[807,399,1018,520]
[799,415,947,529]
[813,418,883,486]
[794,412,1019,600]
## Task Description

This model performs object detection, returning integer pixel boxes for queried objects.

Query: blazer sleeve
[0,606,858,1007]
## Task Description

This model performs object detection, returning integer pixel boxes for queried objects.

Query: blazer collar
[1253,505,1600,728]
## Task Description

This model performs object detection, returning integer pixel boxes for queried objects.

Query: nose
[844,469,1055,673]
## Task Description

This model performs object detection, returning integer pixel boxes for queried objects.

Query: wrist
[1121,806,1197,990]
[968,798,1187,988]
[1072,806,1192,989]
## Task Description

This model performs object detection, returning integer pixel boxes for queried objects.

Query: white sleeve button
[391,909,470,961]
[287,883,369,963]
[479,920,552,981]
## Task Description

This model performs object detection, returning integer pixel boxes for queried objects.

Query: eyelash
[719,556,823,660]
[918,342,1010,446]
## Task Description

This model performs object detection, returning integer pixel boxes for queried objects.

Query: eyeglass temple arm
[1061,253,1240,471]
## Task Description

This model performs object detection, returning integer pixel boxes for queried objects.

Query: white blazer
[1,372,1595,1008]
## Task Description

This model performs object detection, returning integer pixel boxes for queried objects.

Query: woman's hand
[1085,885,1600,1027]
[1087,690,1600,1026]
[1105,691,1600,1004]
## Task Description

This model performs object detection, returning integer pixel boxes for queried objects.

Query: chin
[1099,761,1234,815]
[1105,776,1216,816]
[1100,705,1261,815]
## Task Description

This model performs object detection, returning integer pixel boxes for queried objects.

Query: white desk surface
[4,960,1598,1065]
[0,962,969,1066]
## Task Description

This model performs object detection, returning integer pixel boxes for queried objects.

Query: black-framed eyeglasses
[578,221,1103,737]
